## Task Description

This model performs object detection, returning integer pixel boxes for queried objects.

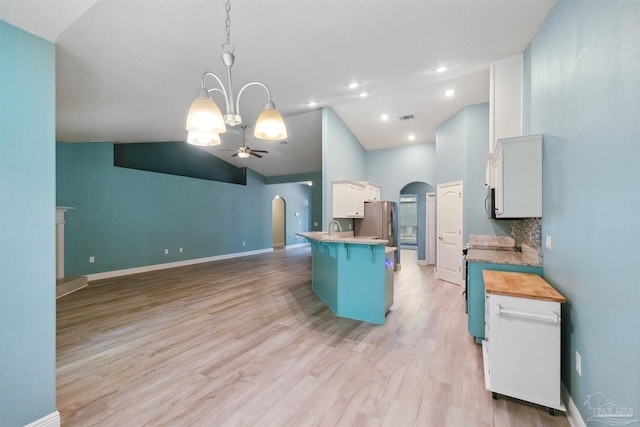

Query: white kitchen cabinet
[359,181,381,201]
[333,180,365,218]
[482,271,566,414]
[489,54,523,153]
[494,134,542,218]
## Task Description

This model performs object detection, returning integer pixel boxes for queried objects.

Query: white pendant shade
[186,0,287,146]
[186,90,226,134]
[187,130,221,146]
[254,103,287,141]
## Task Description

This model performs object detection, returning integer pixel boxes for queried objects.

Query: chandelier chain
[222,0,233,53]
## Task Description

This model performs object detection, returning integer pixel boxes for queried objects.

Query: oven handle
[494,304,559,323]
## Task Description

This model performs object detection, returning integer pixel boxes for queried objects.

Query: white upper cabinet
[494,135,542,219]
[333,180,365,218]
[490,54,523,153]
[359,181,381,201]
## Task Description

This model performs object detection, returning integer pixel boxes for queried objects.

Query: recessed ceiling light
[408,134,416,141]
[445,89,455,97]
[436,66,447,73]
[380,114,389,121]
[359,92,368,98]
[308,101,317,107]
[349,82,359,89]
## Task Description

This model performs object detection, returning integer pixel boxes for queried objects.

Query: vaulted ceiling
[1,0,554,176]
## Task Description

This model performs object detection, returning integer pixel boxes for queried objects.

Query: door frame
[425,192,436,265]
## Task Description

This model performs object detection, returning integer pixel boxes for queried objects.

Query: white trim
[86,248,274,282]
[285,242,310,250]
[24,411,60,427]
[417,260,429,265]
[562,383,587,427]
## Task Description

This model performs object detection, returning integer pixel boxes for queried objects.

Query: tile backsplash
[510,218,542,251]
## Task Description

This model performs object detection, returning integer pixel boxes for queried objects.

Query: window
[400,194,418,245]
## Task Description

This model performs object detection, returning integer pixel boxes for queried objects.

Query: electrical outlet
[348,223,352,230]
[242,241,245,246]
[546,235,552,250]
[314,222,318,227]
[576,351,582,376]
[179,248,183,253]
[89,256,95,263]
[164,249,169,254]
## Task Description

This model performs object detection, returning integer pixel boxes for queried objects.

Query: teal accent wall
[435,103,510,242]
[56,142,313,276]
[524,0,639,416]
[366,143,437,264]
[265,171,322,231]
[0,21,57,427]
[366,143,436,202]
[322,107,366,230]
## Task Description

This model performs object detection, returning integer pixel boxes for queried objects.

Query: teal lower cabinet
[310,240,389,324]
[467,262,543,343]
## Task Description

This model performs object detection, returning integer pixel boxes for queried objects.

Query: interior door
[437,181,463,285]
[272,196,285,248]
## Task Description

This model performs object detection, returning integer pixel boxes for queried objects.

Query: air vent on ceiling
[399,114,415,121]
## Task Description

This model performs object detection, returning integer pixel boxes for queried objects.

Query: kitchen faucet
[328,220,342,233]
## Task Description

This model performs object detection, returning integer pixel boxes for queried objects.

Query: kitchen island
[297,231,394,325]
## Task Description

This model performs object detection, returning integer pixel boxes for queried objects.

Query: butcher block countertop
[483,270,566,303]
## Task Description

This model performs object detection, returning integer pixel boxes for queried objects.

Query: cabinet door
[371,186,381,201]
[349,184,365,217]
[495,135,542,218]
[333,183,349,218]
[488,294,562,407]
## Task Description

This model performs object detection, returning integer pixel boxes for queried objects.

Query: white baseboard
[562,383,586,427]
[417,260,429,265]
[286,242,310,250]
[86,248,274,282]
[24,411,60,427]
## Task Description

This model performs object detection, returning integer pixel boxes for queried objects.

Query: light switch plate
[546,235,552,249]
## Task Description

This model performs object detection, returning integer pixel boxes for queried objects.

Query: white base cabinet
[483,293,566,412]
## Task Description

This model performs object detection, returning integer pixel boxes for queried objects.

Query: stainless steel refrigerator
[354,201,397,247]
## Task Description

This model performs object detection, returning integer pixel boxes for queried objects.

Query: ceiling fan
[218,125,269,159]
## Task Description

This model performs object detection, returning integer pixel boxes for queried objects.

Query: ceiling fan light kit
[186,0,287,147]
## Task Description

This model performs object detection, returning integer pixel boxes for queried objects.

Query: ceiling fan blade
[251,149,269,153]
[250,152,263,158]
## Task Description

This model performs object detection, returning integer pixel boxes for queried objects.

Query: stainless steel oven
[462,246,469,313]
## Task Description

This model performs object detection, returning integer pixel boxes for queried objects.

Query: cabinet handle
[494,304,559,323]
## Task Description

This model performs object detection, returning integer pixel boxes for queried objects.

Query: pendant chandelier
[186,0,287,146]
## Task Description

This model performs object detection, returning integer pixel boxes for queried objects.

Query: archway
[400,182,436,264]
[272,196,285,249]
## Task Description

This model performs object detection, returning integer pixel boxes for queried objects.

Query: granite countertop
[467,247,541,266]
[297,231,388,246]
[467,234,541,266]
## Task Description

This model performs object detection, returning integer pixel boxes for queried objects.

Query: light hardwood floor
[57,248,569,427]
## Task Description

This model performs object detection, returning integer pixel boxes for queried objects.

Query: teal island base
[298,232,393,325]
